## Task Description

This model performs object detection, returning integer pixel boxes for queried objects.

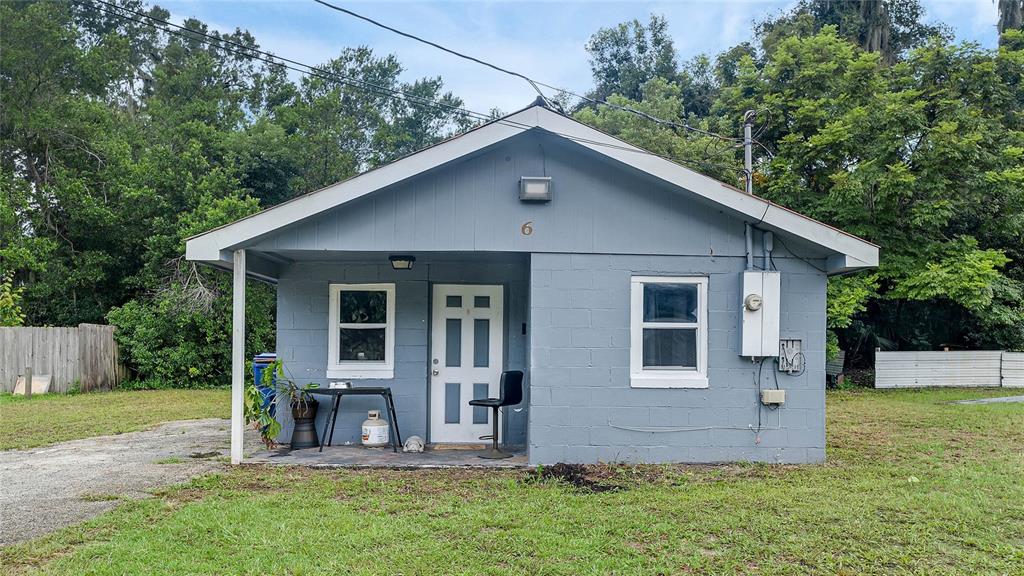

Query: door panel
[430,285,503,443]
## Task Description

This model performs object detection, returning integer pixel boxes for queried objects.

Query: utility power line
[309,0,552,104]
[312,0,745,144]
[78,0,745,176]
[81,0,490,125]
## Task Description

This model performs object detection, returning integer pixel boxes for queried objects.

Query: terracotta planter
[290,399,320,449]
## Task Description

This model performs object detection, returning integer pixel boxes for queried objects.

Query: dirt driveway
[0,419,261,546]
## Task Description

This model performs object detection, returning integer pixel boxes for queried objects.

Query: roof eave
[826,252,879,275]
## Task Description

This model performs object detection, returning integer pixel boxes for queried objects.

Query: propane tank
[361,410,389,447]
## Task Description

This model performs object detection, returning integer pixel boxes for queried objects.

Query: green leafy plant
[108,277,275,389]
[0,275,25,327]
[244,360,319,449]
[826,273,878,359]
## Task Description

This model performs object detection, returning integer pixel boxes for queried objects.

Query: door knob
[432,369,440,376]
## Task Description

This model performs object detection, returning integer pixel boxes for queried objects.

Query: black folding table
[311,387,402,453]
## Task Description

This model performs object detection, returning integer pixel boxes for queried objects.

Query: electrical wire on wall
[774,235,827,274]
[750,351,808,445]
[751,356,776,444]
[785,352,807,377]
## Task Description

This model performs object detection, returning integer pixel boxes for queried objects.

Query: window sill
[630,374,708,389]
[326,367,394,380]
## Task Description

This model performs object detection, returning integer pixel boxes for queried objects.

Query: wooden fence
[875,350,1024,388]
[0,324,126,393]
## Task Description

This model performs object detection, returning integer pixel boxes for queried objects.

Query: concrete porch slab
[245,444,528,468]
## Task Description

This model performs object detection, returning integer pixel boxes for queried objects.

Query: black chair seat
[469,371,523,459]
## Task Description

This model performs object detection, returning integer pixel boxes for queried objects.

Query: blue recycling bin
[252,353,278,430]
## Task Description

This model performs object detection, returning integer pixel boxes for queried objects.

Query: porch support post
[231,249,246,465]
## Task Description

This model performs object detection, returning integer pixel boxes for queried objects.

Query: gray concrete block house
[186,101,877,466]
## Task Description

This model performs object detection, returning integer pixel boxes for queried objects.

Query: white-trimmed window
[630,276,708,388]
[328,283,395,379]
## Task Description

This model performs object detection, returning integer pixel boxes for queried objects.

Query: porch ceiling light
[519,176,552,202]
[389,255,416,270]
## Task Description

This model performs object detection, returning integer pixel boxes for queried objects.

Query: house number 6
[521,221,534,236]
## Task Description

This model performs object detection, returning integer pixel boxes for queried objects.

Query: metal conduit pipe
[745,223,754,270]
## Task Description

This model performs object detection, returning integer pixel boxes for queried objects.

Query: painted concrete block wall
[275,256,529,446]
[528,252,828,465]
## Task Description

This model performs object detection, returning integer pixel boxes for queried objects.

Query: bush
[0,275,25,326]
[108,273,275,389]
[842,368,875,389]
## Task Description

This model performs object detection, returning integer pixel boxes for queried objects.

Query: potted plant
[244,360,320,449]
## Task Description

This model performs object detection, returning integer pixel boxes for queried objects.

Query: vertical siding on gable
[251,133,751,260]
[528,252,828,465]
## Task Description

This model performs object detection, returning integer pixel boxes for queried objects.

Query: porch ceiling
[226,250,530,281]
[260,249,530,264]
[199,250,530,283]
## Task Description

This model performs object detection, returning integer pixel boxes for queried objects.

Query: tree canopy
[579,0,1024,359]
[2,0,1021,386]
[1,0,471,385]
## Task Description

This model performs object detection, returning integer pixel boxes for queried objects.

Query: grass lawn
[2,388,1023,575]
[0,389,229,451]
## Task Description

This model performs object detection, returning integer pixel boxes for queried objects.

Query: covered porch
[226,250,531,465]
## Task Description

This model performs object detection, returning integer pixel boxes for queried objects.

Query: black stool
[469,370,523,459]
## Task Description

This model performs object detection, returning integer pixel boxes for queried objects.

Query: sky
[155,0,1001,114]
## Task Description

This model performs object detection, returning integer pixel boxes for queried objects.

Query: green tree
[269,48,472,194]
[998,0,1024,43]
[1,0,135,324]
[713,28,1024,352]
[755,0,948,63]
[2,0,473,385]
[585,14,677,103]
[574,78,742,185]
[578,13,1024,356]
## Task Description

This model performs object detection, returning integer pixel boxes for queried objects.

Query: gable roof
[186,103,878,276]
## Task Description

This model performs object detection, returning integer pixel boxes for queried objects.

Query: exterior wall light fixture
[389,255,416,270]
[519,176,552,202]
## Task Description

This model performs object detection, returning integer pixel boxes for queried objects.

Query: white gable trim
[186,105,877,273]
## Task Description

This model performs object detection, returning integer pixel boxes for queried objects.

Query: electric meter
[744,293,763,311]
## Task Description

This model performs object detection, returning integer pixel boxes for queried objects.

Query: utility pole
[743,110,757,270]
[743,110,756,194]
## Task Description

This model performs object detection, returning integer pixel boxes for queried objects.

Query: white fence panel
[875,351,1003,388]
[1003,352,1024,388]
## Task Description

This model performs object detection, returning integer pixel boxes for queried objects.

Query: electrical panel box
[761,389,786,405]
[779,339,803,373]
[740,271,780,357]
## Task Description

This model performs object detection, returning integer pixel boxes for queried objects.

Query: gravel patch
[0,419,261,546]
[953,395,1024,405]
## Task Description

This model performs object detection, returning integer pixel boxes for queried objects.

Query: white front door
[430,284,504,443]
